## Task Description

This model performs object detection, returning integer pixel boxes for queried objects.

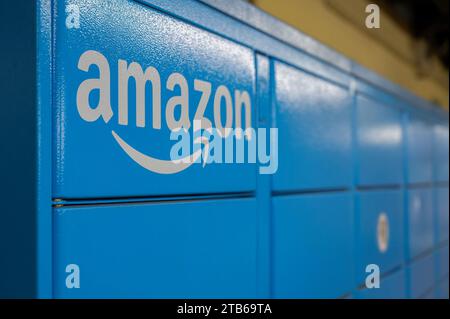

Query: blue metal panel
[36,0,53,298]
[436,186,449,244]
[53,0,256,199]
[198,0,352,72]
[355,190,404,285]
[1,0,449,299]
[409,254,435,298]
[408,188,434,259]
[437,275,449,299]
[200,0,438,109]
[407,113,433,184]
[436,245,449,281]
[141,0,352,88]
[272,193,353,298]
[355,93,403,186]
[53,198,257,298]
[273,61,352,191]
[356,270,406,299]
[433,122,449,183]
[255,54,272,298]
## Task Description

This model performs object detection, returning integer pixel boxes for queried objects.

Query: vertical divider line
[255,53,271,298]
[430,113,443,297]
[431,120,438,294]
[402,108,411,298]
[36,0,54,298]
[268,57,277,299]
[349,76,359,298]
[50,0,58,298]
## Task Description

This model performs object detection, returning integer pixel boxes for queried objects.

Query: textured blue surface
[273,61,352,191]
[36,0,53,298]
[355,190,404,285]
[0,0,448,298]
[198,0,352,72]
[254,53,272,298]
[272,193,353,298]
[53,0,256,198]
[408,188,434,259]
[355,92,404,186]
[54,198,257,298]
[407,113,434,184]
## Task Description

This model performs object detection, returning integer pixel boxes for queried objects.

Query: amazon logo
[75,50,277,174]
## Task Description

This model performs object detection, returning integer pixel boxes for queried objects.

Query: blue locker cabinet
[54,199,257,298]
[53,0,257,198]
[407,112,434,185]
[355,190,404,286]
[355,85,404,187]
[272,193,353,298]
[273,61,352,192]
[408,188,434,260]
[0,0,448,298]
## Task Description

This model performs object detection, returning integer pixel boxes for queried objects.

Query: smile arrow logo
[111,130,210,174]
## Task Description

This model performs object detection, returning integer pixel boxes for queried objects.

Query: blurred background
[247,0,449,109]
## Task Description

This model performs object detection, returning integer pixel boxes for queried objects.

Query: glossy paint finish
[1,0,448,299]
[255,54,272,298]
[54,198,257,298]
[407,113,433,184]
[36,0,53,298]
[273,61,352,191]
[408,188,434,259]
[199,0,352,72]
[54,0,256,199]
[355,190,403,285]
[272,193,353,298]
[355,93,403,186]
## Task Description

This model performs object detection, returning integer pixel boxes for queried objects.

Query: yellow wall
[253,0,449,109]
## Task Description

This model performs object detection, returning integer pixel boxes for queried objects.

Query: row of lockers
[51,57,450,199]
[0,0,448,298]
[47,0,447,298]
[52,187,448,298]
[49,0,448,200]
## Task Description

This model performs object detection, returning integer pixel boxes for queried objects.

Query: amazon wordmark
[76,50,252,135]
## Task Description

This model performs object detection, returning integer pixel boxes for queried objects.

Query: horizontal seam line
[272,188,350,196]
[53,192,255,208]
[356,185,402,191]
[407,248,439,264]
